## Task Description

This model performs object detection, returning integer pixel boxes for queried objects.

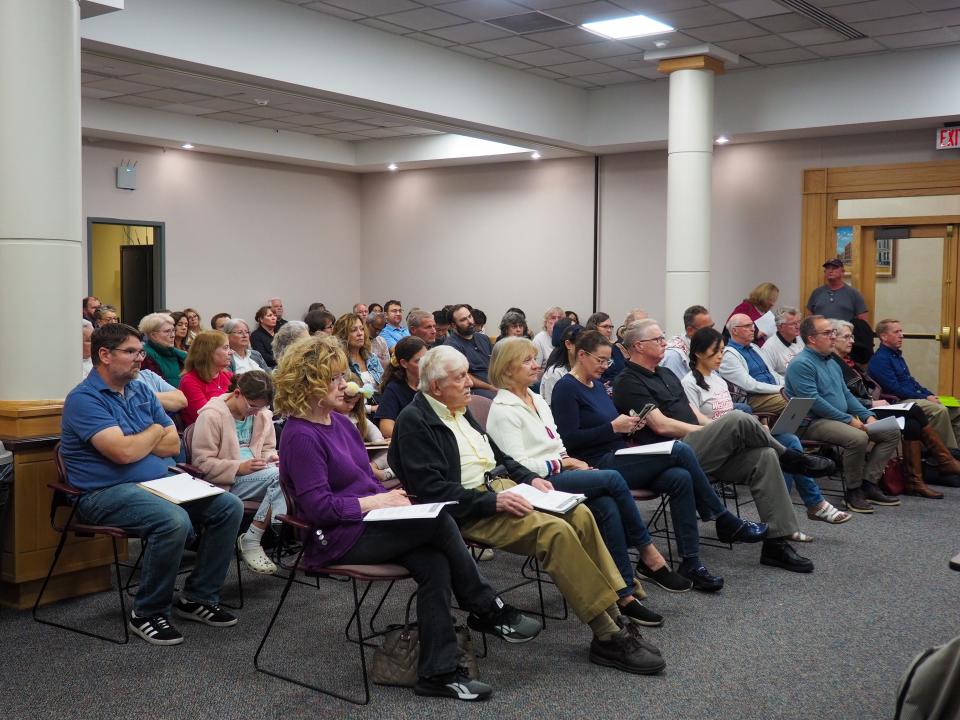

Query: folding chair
[253,479,411,706]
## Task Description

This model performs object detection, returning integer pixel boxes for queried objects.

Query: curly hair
[273,334,347,419]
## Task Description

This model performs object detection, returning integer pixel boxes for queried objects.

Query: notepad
[865,416,902,438]
[139,473,225,504]
[615,440,676,456]
[879,402,915,411]
[501,483,586,515]
[364,501,457,522]
[939,396,960,408]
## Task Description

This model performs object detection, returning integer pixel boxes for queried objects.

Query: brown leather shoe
[904,439,944,499]
[921,426,960,476]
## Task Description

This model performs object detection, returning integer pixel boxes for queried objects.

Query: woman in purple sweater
[274,335,539,702]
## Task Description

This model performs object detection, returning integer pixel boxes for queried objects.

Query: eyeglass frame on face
[732,322,755,330]
[229,329,250,336]
[111,347,146,359]
[813,328,838,337]
[582,350,613,367]
[634,335,667,346]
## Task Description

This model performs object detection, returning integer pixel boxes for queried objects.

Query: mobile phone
[629,403,656,422]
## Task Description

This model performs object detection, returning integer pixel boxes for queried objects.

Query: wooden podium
[0,401,117,609]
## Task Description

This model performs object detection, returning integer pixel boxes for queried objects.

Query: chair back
[468,394,493,432]
[182,423,196,464]
[276,471,313,542]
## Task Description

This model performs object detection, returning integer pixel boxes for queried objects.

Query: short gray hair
[272,320,308,361]
[138,312,174,335]
[418,345,468,392]
[775,306,800,325]
[622,318,660,347]
[831,318,854,334]
[222,318,249,335]
[407,308,432,330]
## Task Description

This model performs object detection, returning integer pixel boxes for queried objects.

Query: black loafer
[618,599,664,627]
[678,563,724,592]
[635,559,693,593]
[716,516,769,544]
[760,538,814,573]
[780,449,835,478]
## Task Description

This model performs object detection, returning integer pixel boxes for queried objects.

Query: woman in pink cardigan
[179,330,234,425]
[192,370,283,575]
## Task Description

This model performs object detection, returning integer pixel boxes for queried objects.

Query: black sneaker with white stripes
[173,598,238,627]
[466,597,541,643]
[129,612,184,646]
[414,669,493,702]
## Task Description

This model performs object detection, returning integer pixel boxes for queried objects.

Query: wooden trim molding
[657,55,725,75]
[0,400,64,439]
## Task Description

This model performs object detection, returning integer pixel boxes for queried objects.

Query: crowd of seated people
[62,285,958,700]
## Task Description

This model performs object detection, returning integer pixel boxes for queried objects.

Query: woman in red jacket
[179,330,233,426]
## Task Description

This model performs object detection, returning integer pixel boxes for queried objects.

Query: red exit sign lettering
[938,128,960,149]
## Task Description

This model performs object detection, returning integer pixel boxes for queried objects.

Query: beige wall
[80,128,947,332]
[82,141,361,326]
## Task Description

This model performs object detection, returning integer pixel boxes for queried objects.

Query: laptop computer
[769,397,815,436]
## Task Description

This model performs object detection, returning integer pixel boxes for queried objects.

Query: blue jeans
[774,433,824,509]
[77,482,244,617]
[549,468,651,597]
[597,442,727,562]
[230,465,286,524]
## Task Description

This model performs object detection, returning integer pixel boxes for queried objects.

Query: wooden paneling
[657,55,726,75]
[800,185,828,307]
[823,159,960,194]
[0,401,64,438]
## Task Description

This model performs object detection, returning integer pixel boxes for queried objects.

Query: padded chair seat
[321,563,410,580]
[630,488,659,501]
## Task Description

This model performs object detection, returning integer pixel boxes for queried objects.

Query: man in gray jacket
[720,314,786,414]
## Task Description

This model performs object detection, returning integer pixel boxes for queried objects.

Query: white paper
[615,440,676,456]
[755,311,777,339]
[866,416,902,438]
[897,417,906,430]
[879,402,915,411]
[364,501,457,522]
[502,483,585,514]
[139,473,225,504]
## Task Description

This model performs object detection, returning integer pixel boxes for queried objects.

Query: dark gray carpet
[3,484,958,720]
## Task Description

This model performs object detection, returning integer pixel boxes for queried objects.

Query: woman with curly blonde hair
[273,334,537,700]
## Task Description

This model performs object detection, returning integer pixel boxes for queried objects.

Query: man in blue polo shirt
[379,299,410,349]
[61,323,243,646]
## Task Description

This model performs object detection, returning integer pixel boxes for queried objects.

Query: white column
[662,60,719,337]
[0,0,83,400]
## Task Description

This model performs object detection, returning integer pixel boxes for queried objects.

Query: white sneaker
[236,536,277,574]
[477,548,495,562]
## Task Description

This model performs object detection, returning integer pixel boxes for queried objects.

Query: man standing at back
[806,258,869,322]
[60,323,243,646]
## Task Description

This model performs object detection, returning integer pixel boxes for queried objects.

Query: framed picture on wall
[835,226,854,275]
[876,237,895,278]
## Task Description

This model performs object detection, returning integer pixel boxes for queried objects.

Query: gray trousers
[683,411,798,538]
[800,418,899,488]
[914,399,960,449]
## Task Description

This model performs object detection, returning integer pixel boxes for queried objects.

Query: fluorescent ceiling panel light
[715,135,730,144]
[180,143,194,149]
[581,14,673,40]
[531,151,541,160]
[387,163,398,171]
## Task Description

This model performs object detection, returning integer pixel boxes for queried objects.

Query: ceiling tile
[855,13,942,35]
[470,35,550,53]
[353,127,414,137]
[274,113,331,125]
[509,47,584,64]
[174,79,246,97]
[556,76,598,88]
[544,58,616,75]
[378,7,467,29]
[489,55,534,68]
[910,0,960,9]
[522,27,603,47]
[449,44,496,58]
[578,69,646,85]
[301,2,364,20]
[610,0,707,11]
[809,37,886,56]
[656,4,739,27]
[426,22,510,42]
[524,66,565,78]
[439,0,529,21]
[202,111,261,122]
[81,86,121,99]
[271,98,346,113]
[405,31,457,45]
[324,108,380,120]
[107,95,170,108]
[929,8,960,24]
[780,27,848,45]
[830,0,919,22]
[154,103,216,116]
[79,55,145,76]
[322,120,379,132]
[545,1,638,24]
[240,105,301,119]
[322,0,419,15]
[226,90,304,106]
[81,72,107,83]
[563,39,640,58]
[619,30,699,49]
[717,34,795,53]
[751,13,818,32]
[327,133,370,141]
[187,97,253,112]
[718,0,788,19]
[515,0,609,9]
[877,26,958,47]
[245,119,309,130]
[685,20,767,41]
[136,88,212,104]
[747,46,820,64]
[365,116,410,127]
[83,78,159,94]
[119,71,184,86]
[357,17,411,33]
[601,52,652,70]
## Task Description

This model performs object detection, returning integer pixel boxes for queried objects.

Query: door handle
[937,327,951,348]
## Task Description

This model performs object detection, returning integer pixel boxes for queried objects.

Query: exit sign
[938,127,960,149]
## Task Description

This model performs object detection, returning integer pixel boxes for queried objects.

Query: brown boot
[904,439,944,499]
[920,425,960,475]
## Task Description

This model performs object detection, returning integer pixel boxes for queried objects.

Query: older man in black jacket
[389,345,666,676]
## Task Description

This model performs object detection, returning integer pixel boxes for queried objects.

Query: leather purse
[880,456,906,496]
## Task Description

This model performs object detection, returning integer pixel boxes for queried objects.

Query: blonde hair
[333,313,371,359]
[747,282,779,310]
[139,312,174,335]
[273,335,347,419]
[183,330,228,382]
[489,336,536,389]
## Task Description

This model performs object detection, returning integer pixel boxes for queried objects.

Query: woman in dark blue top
[551,331,756,593]
[374,336,426,438]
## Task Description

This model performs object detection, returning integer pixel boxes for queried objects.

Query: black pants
[337,512,496,678]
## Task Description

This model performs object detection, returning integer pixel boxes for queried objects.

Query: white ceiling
[284,0,960,88]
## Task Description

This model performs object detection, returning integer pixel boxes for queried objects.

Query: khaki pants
[915,399,960,449]
[748,392,787,415]
[800,418,900,488]
[459,479,626,624]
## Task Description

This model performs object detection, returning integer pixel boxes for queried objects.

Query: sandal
[789,531,814,543]
[806,501,852,525]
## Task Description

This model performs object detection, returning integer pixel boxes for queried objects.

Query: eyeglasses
[330,372,348,385]
[733,323,756,330]
[230,330,250,336]
[112,347,146,359]
[159,328,176,335]
[813,329,838,337]
[635,336,667,346]
[583,350,613,367]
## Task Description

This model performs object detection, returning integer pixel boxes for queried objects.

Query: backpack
[894,634,960,719]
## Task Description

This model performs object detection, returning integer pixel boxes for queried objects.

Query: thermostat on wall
[116,159,137,190]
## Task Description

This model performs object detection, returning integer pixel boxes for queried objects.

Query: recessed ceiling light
[581,14,673,40]
[654,40,669,48]
[531,151,541,160]
[181,143,194,150]
[715,135,730,145]
[387,163,398,171]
